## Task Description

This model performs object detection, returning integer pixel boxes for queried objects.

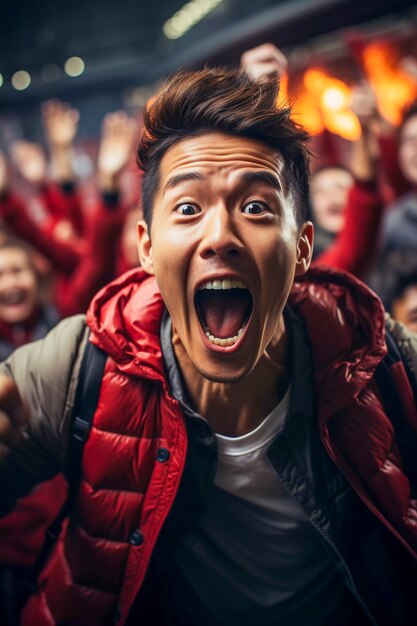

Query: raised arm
[41,99,85,235]
[57,111,135,316]
[315,82,384,278]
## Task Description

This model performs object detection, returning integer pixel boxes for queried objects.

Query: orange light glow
[303,68,328,94]
[291,39,417,142]
[363,42,417,126]
[301,68,357,139]
[292,92,324,135]
[321,83,350,112]
[323,109,361,141]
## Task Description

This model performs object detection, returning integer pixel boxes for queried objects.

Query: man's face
[310,167,353,233]
[0,248,38,325]
[399,115,417,186]
[138,132,312,383]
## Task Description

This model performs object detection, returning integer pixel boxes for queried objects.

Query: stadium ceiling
[0,0,416,104]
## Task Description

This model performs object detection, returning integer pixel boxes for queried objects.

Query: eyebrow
[238,171,281,193]
[163,169,282,193]
[164,172,205,191]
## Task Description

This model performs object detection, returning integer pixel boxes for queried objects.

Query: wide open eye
[176,203,201,216]
[242,201,268,215]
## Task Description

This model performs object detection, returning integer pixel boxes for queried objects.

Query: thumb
[0,376,30,451]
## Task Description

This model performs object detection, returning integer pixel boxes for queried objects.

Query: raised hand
[11,141,47,186]
[350,81,379,132]
[349,82,381,180]
[240,43,288,84]
[97,111,136,193]
[399,56,417,85]
[42,99,79,150]
[42,100,79,182]
[0,376,30,460]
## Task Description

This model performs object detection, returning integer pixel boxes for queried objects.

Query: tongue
[198,289,250,339]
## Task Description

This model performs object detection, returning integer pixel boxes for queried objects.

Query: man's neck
[172,320,290,437]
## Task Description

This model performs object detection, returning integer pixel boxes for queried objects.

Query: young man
[0,68,416,626]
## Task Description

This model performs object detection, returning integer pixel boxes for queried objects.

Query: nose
[0,272,17,290]
[198,206,244,260]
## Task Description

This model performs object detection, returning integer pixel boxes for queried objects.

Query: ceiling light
[64,56,85,77]
[163,0,223,40]
[11,70,31,90]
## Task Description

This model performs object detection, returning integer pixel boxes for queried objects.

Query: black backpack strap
[66,339,108,500]
[375,329,417,493]
[33,338,107,578]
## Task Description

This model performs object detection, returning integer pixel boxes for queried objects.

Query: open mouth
[0,290,27,307]
[194,279,253,347]
[327,204,344,217]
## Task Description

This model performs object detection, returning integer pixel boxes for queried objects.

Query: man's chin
[194,364,251,385]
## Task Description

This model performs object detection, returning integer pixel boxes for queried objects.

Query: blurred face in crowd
[121,208,141,268]
[310,167,353,234]
[392,284,417,334]
[0,247,38,325]
[399,114,417,187]
[138,132,313,384]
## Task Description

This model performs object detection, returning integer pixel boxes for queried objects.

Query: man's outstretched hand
[0,376,29,460]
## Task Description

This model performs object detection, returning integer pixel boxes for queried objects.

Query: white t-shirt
[172,388,356,626]
[215,386,291,504]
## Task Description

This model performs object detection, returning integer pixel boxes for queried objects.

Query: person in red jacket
[309,81,386,277]
[0,67,416,626]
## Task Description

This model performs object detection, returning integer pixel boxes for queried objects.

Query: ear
[295,221,314,276]
[137,220,154,275]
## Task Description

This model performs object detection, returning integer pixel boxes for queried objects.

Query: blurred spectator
[313,80,385,278]
[118,205,142,274]
[381,102,417,253]
[0,238,61,625]
[369,250,417,333]
[309,165,353,254]
[0,239,58,360]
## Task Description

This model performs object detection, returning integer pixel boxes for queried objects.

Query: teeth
[199,279,246,290]
[205,324,246,347]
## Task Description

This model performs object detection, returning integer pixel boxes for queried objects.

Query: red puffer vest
[21,267,417,626]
